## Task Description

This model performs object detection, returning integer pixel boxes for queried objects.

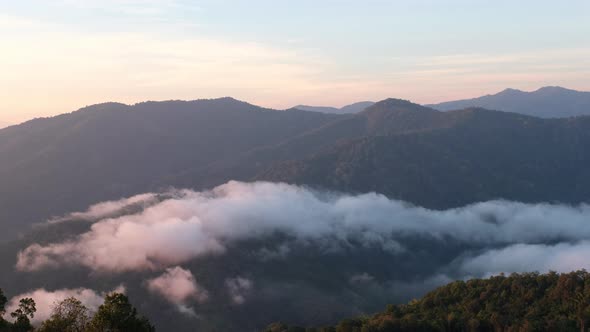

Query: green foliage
[0,290,154,332]
[10,298,36,332]
[268,271,590,332]
[89,293,154,332]
[37,297,90,332]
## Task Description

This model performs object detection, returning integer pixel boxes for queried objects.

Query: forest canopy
[0,290,153,332]
[264,271,590,332]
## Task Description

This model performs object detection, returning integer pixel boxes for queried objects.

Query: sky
[1,0,589,124]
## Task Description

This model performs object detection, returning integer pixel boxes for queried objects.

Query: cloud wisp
[225,277,253,305]
[49,193,160,223]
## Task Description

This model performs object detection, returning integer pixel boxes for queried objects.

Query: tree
[574,291,590,332]
[89,293,154,332]
[0,288,7,317]
[37,297,90,332]
[0,288,7,329]
[10,298,36,332]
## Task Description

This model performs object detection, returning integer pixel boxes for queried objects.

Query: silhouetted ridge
[294,101,375,114]
[363,98,426,112]
[77,102,129,112]
[4,95,590,242]
[428,86,590,118]
[535,86,574,93]
[0,98,342,240]
[496,88,523,95]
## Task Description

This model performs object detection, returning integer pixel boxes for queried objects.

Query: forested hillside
[265,271,590,332]
[3,97,590,239]
[259,106,590,208]
[0,98,341,240]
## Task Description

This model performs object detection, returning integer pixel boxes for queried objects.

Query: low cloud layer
[16,181,590,278]
[146,266,208,315]
[458,241,590,277]
[6,286,124,326]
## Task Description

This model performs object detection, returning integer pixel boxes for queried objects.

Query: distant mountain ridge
[294,101,375,114]
[0,97,342,240]
[427,86,590,118]
[3,96,590,241]
[259,105,590,208]
[0,121,11,129]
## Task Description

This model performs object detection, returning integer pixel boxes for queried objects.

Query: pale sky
[1,0,589,124]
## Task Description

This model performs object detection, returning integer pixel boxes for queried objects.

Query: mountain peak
[372,98,416,107]
[497,88,523,95]
[77,102,130,112]
[364,98,433,115]
[534,86,574,94]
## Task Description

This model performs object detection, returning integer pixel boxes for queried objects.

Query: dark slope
[0,121,11,129]
[4,96,590,239]
[258,107,590,208]
[427,86,590,118]
[164,99,458,188]
[0,98,341,239]
[266,271,590,332]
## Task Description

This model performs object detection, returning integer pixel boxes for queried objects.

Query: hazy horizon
[1,85,588,126]
[1,0,589,124]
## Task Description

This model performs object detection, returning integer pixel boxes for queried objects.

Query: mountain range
[0,98,340,239]
[427,86,590,118]
[2,96,590,240]
[294,86,590,118]
[3,94,590,331]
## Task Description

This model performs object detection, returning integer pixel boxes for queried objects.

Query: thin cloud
[225,277,253,305]
[49,193,159,223]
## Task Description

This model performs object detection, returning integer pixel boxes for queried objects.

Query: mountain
[0,98,342,240]
[4,98,590,331]
[266,270,590,332]
[259,106,590,208]
[0,121,11,129]
[294,101,375,114]
[166,98,590,210]
[4,97,590,240]
[427,86,590,118]
[165,99,458,189]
